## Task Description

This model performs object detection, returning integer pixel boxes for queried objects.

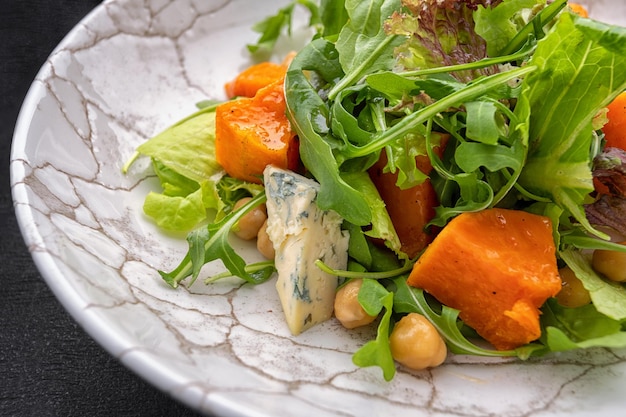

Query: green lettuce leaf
[560,248,626,321]
[474,0,539,57]
[329,0,403,99]
[132,108,225,231]
[143,187,206,232]
[137,109,222,184]
[517,12,626,238]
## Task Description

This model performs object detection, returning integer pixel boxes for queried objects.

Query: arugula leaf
[365,71,427,102]
[463,100,505,145]
[247,0,321,54]
[430,173,494,227]
[357,278,391,316]
[545,326,626,351]
[341,66,536,159]
[352,275,546,379]
[215,176,265,218]
[338,223,404,272]
[348,67,533,226]
[160,192,273,288]
[342,171,403,257]
[561,231,626,252]
[345,222,373,269]
[330,85,379,147]
[383,131,431,191]
[286,0,538,232]
[319,0,348,38]
[204,261,276,285]
[352,279,396,381]
[288,48,535,227]
[390,277,532,358]
[455,140,525,173]
[329,0,403,99]
[517,12,626,239]
[285,38,373,226]
[542,299,626,352]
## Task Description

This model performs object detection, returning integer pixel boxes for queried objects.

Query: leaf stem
[499,0,567,56]
[327,35,399,101]
[314,258,415,279]
[345,65,538,158]
[204,260,276,284]
[160,192,268,287]
[121,151,140,174]
[399,48,535,78]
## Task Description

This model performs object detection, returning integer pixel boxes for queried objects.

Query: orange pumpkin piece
[368,134,448,258]
[568,3,589,18]
[602,91,626,151]
[224,53,296,98]
[225,62,287,98]
[407,208,562,350]
[215,77,299,184]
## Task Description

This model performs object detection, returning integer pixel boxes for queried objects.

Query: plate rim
[9,1,626,416]
[8,2,232,414]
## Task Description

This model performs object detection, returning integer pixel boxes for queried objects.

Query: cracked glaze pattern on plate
[9,0,626,416]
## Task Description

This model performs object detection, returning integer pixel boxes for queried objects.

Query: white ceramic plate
[10,0,626,416]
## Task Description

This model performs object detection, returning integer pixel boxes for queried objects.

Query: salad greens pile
[125,0,626,380]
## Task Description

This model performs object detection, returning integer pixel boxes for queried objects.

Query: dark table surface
[1,1,203,415]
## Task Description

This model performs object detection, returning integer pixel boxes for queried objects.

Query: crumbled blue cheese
[263,166,349,335]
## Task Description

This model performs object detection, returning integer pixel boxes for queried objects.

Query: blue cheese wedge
[263,166,350,335]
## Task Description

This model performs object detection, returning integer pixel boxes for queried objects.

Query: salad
[124,0,626,380]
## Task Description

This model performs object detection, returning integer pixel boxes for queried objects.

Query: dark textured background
[1,1,203,415]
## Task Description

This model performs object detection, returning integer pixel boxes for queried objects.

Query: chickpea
[556,266,591,308]
[333,279,377,329]
[592,241,626,282]
[256,220,275,259]
[233,197,267,240]
[389,313,447,371]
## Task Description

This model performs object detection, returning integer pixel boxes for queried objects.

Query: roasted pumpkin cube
[407,208,562,350]
[215,77,299,184]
